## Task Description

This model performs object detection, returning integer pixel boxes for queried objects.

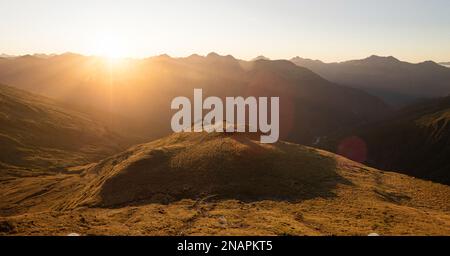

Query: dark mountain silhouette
[251,55,270,61]
[0,84,127,177]
[0,53,391,145]
[321,96,450,185]
[0,54,16,59]
[291,55,450,107]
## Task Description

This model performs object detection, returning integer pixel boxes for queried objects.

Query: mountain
[291,55,450,107]
[439,62,450,65]
[251,55,270,61]
[0,53,391,145]
[1,131,449,235]
[320,96,450,185]
[0,84,127,177]
[0,54,15,59]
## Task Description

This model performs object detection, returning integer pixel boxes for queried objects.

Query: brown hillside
[0,84,127,177]
[1,132,449,235]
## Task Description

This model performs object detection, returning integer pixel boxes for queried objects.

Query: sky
[1,0,449,62]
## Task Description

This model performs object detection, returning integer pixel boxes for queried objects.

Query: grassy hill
[1,131,449,235]
[0,84,127,177]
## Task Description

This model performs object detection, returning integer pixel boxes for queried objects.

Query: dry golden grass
[0,84,127,175]
[1,132,449,235]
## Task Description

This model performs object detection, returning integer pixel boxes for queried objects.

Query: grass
[1,131,449,235]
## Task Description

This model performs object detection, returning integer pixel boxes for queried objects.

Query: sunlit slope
[0,53,390,144]
[0,84,126,175]
[322,96,450,185]
[1,131,449,235]
[65,132,450,210]
[64,132,350,207]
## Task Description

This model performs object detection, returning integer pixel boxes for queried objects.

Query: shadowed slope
[321,96,450,184]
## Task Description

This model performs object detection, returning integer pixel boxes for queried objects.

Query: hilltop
[1,131,449,235]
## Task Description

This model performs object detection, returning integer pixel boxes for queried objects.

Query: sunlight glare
[91,32,129,59]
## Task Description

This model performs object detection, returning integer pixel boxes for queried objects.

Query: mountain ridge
[0,52,391,145]
[291,55,450,107]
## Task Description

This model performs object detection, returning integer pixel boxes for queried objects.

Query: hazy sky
[1,0,449,62]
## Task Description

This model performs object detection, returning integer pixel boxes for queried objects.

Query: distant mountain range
[0,54,15,58]
[291,55,450,107]
[0,53,56,59]
[0,52,390,145]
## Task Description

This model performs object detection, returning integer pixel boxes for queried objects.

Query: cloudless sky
[1,0,449,62]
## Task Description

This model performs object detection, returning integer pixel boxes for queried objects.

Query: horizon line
[1,51,447,65]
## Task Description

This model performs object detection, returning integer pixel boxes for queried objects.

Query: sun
[91,33,129,59]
